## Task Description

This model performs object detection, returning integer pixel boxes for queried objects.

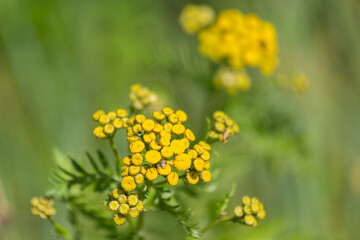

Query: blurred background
[1,0,360,239]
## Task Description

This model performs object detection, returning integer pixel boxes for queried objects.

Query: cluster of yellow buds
[208,111,240,143]
[129,84,158,111]
[92,108,129,139]
[179,4,215,34]
[120,107,212,192]
[213,66,251,95]
[198,9,279,75]
[30,197,56,219]
[277,72,310,96]
[109,188,145,226]
[233,196,266,227]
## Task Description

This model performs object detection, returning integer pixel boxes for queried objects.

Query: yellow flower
[113,213,126,226]
[167,172,179,186]
[179,4,215,34]
[161,147,174,159]
[121,166,129,177]
[135,114,146,124]
[168,113,179,124]
[163,122,173,131]
[170,139,186,154]
[153,123,163,133]
[118,203,130,215]
[93,126,106,139]
[132,124,142,134]
[193,144,204,155]
[116,108,128,118]
[213,66,251,94]
[185,129,196,142]
[93,110,105,121]
[121,176,137,192]
[201,170,211,183]
[145,168,158,181]
[145,150,162,164]
[112,187,123,199]
[129,165,140,175]
[135,201,145,212]
[175,110,188,122]
[174,153,191,171]
[204,160,210,170]
[159,137,171,147]
[131,153,143,165]
[135,173,145,184]
[150,141,162,150]
[108,200,120,211]
[118,194,127,204]
[199,141,211,151]
[142,119,155,132]
[153,111,166,121]
[172,124,186,135]
[242,196,251,206]
[129,208,140,218]
[113,118,124,129]
[157,164,172,176]
[127,195,138,206]
[108,111,117,120]
[181,138,190,149]
[193,158,205,171]
[129,141,145,153]
[200,150,210,161]
[99,114,110,125]
[187,149,198,160]
[123,156,131,166]
[244,215,257,226]
[233,206,243,217]
[162,107,174,116]
[104,123,115,135]
[257,209,266,219]
[186,171,199,185]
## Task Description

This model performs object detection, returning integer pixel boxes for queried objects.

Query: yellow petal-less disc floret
[244,215,257,226]
[116,108,128,118]
[108,111,117,120]
[142,119,155,132]
[145,168,159,181]
[104,123,115,135]
[118,203,130,215]
[163,122,173,131]
[244,205,252,215]
[162,107,174,116]
[257,209,266,220]
[174,153,191,171]
[200,150,210,161]
[153,123,163,133]
[251,203,261,214]
[175,110,188,122]
[167,172,179,186]
[187,149,198,160]
[193,144,204,155]
[121,166,129,177]
[93,110,105,121]
[157,164,172,176]
[199,141,211,151]
[186,171,199,184]
[131,153,143,166]
[150,141,162,150]
[118,194,127,204]
[132,124,142,134]
[113,118,123,129]
[127,195,138,206]
[170,139,186,154]
[130,141,145,153]
[113,213,126,226]
[123,156,131,166]
[135,114,146,123]
[99,114,110,125]
[204,160,210,170]
[153,111,166,121]
[159,137,171,147]
[129,165,140,175]
[193,158,205,171]
[108,200,120,211]
[145,150,162,164]
[135,173,145,184]
[185,129,196,142]
[233,206,244,217]
[129,208,140,218]
[201,170,211,183]
[182,138,190,149]
[172,124,186,135]
[242,196,251,206]
[143,132,155,143]
[93,126,107,139]
[135,201,144,212]
[161,147,174,159]
[168,114,179,124]
[121,176,137,192]
[112,188,123,199]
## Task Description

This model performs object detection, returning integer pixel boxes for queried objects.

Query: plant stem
[47,216,69,240]
[201,216,234,235]
[108,137,121,175]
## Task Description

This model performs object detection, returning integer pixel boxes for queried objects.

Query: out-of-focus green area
[1,0,360,239]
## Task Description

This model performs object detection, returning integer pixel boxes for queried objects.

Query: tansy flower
[201,170,212,183]
[145,168,159,181]
[213,66,251,95]
[233,196,266,227]
[179,4,215,34]
[121,176,136,191]
[186,171,199,185]
[167,172,179,186]
[113,214,126,226]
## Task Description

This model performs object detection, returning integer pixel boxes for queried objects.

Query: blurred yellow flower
[179,4,215,34]
[213,66,251,94]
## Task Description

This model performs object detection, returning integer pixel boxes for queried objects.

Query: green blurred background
[1,0,360,239]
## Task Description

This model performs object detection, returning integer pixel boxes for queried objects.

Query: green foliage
[215,183,236,218]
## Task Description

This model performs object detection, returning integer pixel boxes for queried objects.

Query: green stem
[47,217,69,240]
[201,216,234,235]
[108,137,121,175]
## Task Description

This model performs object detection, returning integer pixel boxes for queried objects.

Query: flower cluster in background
[92,108,129,139]
[109,188,145,226]
[208,111,240,143]
[31,197,56,219]
[179,4,215,34]
[129,84,158,111]
[233,196,266,227]
[277,71,310,96]
[213,66,251,94]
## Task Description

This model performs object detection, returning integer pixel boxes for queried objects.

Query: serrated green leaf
[216,183,236,217]
[97,150,112,175]
[68,156,87,175]
[85,151,103,175]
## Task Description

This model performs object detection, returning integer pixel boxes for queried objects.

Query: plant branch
[108,137,121,175]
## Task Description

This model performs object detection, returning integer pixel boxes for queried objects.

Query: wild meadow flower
[31,197,56,219]
[213,66,251,94]
[129,84,158,111]
[179,4,215,34]
[233,196,266,227]
[277,71,310,96]
[197,9,278,75]
[208,111,240,143]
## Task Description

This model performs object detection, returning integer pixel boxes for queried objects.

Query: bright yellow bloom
[257,209,266,219]
[135,114,146,124]
[31,197,56,219]
[145,167,159,181]
[201,170,211,183]
[193,158,205,171]
[121,176,136,192]
[121,166,129,177]
[199,141,211,151]
[142,119,155,132]
[135,173,145,184]
[132,124,142,134]
[200,150,210,161]
[244,215,257,226]
[116,108,128,118]
[168,114,179,124]
[242,196,251,206]
[153,123,163,133]
[162,107,174,116]
[129,165,140,175]
[179,4,215,34]
[172,124,186,135]
[129,208,140,218]
[153,111,166,121]
[193,144,204,155]
[108,200,120,211]
[99,114,110,125]
[186,171,199,184]
[113,213,126,226]
[112,187,123,199]
[182,138,190,149]
[185,129,195,142]
[188,149,198,160]
[131,153,143,166]
[113,118,123,129]
[104,123,115,135]
[108,111,117,120]
[161,147,174,159]
[127,195,138,206]
[123,156,131,166]
[167,172,179,186]
[170,140,186,154]
[150,141,162,150]
[233,206,243,217]
[119,203,130,215]
[163,122,173,131]
[174,153,191,171]
[244,205,252,215]
[175,110,188,122]
[145,150,162,164]
[93,126,106,139]
[157,164,172,176]
[135,201,145,212]
[129,141,145,153]
[204,160,210,170]
[159,137,171,147]
[93,110,105,121]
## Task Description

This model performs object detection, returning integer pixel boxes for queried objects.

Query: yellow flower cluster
[92,108,129,139]
[30,197,56,219]
[208,111,239,143]
[109,188,145,226]
[213,66,251,94]
[179,4,215,34]
[277,72,309,96]
[129,84,157,111]
[120,107,212,191]
[233,196,266,227]
[198,9,279,75]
